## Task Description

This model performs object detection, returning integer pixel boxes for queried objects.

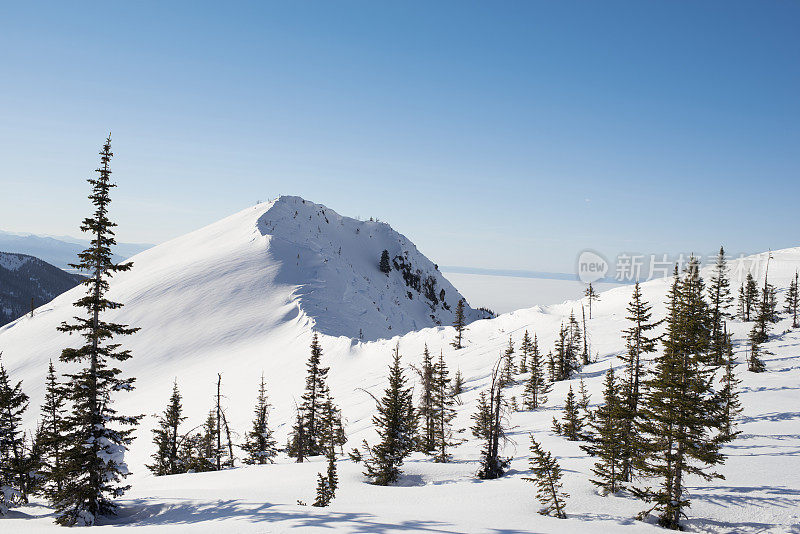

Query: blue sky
[1,1,798,272]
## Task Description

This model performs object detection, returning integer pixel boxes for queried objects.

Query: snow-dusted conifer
[0,354,29,513]
[54,136,142,526]
[523,437,568,519]
[433,351,457,462]
[581,367,625,494]
[241,374,277,465]
[619,281,658,480]
[39,360,68,500]
[585,282,600,319]
[523,335,550,410]
[519,330,532,373]
[708,246,733,364]
[415,344,436,454]
[785,271,799,328]
[635,257,724,530]
[363,344,417,485]
[451,299,466,349]
[147,380,186,476]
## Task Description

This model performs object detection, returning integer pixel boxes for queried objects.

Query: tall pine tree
[619,282,658,480]
[523,335,551,410]
[524,437,568,519]
[39,361,68,500]
[415,344,436,454]
[147,380,186,476]
[241,374,278,465]
[54,136,142,526]
[433,351,458,462]
[708,246,733,364]
[634,258,725,530]
[451,299,466,349]
[290,333,332,458]
[0,354,29,512]
[581,367,626,494]
[784,271,799,328]
[363,344,417,485]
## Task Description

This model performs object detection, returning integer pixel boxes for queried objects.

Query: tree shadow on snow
[105,498,464,533]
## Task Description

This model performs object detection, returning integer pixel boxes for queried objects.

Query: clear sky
[1,1,798,273]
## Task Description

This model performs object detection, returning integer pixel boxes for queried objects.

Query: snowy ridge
[256,195,487,340]
[1,213,799,531]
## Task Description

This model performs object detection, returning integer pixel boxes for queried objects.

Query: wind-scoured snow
[1,203,798,533]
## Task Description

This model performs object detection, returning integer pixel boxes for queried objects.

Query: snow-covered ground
[1,199,798,533]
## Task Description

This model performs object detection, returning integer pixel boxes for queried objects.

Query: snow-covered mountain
[0,252,83,326]
[1,206,799,532]
[0,230,151,272]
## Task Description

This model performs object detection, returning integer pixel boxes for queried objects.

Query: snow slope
[1,205,799,532]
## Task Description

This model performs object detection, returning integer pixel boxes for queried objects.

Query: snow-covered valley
[1,198,799,533]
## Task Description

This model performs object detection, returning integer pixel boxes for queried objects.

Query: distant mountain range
[0,230,152,272]
[0,252,84,326]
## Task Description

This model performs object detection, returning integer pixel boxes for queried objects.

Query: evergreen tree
[619,282,658,480]
[519,330,532,373]
[38,360,68,500]
[433,351,457,462]
[747,324,767,373]
[415,344,436,454]
[708,246,733,364]
[581,368,625,494]
[553,324,579,381]
[312,399,341,507]
[451,370,464,400]
[717,329,742,443]
[577,378,592,422]
[147,380,186,476]
[500,337,515,387]
[753,273,778,345]
[584,283,600,319]
[634,258,725,530]
[318,390,346,457]
[290,333,332,458]
[475,361,509,479]
[363,344,417,485]
[54,136,142,526]
[470,391,491,443]
[24,425,46,498]
[241,374,277,465]
[322,401,340,496]
[547,351,556,383]
[566,312,583,369]
[581,305,590,366]
[451,299,466,349]
[553,386,582,440]
[523,437,568,519]
[312,473,333,507]
[784,271,799,328]
[379,249,392,274]
[523,335,550,410]
[0,355,29,509]
[742,273,759,321]
[201,408,219,469]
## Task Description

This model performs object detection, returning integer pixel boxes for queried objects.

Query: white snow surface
[1,200,799,532]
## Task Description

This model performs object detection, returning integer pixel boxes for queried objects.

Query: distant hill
[0,252,84,326]
[0,230,152,272]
